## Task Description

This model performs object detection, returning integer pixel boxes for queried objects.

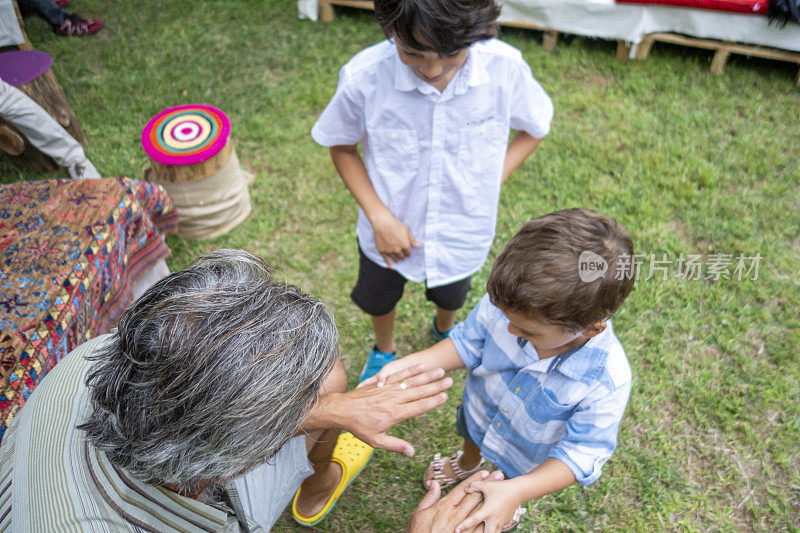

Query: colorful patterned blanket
[0,178,177,441]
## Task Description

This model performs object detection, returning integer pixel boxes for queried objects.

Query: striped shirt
[0,335,262,533]
[449,294,632,484]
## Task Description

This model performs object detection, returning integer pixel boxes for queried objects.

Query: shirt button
[496,422,502,429]
[433,141,442,148]
[431,179,438,185]
[390,133,398,140]
[514,387,521,393]
[502,407,509,413]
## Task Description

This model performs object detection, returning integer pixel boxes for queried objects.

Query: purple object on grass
[0,50,52,87]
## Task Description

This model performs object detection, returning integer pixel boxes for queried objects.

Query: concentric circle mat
[141,104,230,166]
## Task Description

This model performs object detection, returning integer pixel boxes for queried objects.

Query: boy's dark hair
[374,0,501,55]
[487,209,636,332]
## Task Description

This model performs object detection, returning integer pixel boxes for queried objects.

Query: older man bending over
[0,250,493,532]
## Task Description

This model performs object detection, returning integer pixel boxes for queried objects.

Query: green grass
[3,1,799,530]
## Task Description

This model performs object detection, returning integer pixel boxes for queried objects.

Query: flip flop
[291,432,374,526]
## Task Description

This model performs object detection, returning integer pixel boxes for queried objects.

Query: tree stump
[17,68,86,145]
[0,123,24,155]
[147,141,232,183]
[0,117,58,171]
[0,0,87,171]
[141,104,253,240]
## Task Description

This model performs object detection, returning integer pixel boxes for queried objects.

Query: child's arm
[329,144,420,267]
[360,338,466,388]
[501,130,544,183]
[361,295,492,387]
[459,377,632,531]
[456,458,575,532]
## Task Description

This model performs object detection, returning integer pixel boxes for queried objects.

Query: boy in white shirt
[312,0,554,380]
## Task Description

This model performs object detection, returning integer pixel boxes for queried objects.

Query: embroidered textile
[0,177,176,440]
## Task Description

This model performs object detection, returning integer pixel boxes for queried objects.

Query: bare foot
[295,461,343,517]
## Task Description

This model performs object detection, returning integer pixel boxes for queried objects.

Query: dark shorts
[456,403,477,447]
[351,247,472,317]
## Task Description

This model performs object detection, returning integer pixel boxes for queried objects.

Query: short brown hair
[487,209,636,332]
[374,0,501,55]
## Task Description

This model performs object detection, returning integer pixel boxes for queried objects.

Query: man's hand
[407,471,500,533]
[372,210,420,267]
[307,365,452,457]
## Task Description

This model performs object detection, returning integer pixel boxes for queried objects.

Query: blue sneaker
[359,345,396,382]
[431,316,457,341]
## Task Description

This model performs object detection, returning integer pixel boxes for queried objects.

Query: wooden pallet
[631,32,800,86]
[318,0,372,22]
[318,0,800,85]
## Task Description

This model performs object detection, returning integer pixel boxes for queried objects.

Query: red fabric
[0,178,177,441]
[615,0,769,15]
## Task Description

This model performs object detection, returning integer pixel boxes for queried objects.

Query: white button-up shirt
[312,39,553,287]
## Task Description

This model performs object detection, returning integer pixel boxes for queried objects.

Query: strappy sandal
[501,505,527,532]
[422,450,485,489]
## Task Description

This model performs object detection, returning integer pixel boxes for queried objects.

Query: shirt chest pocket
[369,128,420,186]
[516,383,575,428]
[457,120,506,177]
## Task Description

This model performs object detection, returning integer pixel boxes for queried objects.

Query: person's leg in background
[426,276,471,340]
[351,246,407,381]
[0,79,100,178]
[18,0,65,26]
[17,0,102,36]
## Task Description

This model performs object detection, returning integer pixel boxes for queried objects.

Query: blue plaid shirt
[449,294,632,484]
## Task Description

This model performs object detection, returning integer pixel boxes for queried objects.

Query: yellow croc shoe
[292,432,374,526]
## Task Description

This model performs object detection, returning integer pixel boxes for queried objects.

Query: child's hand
[357,357,417,388]
[372,211,420,267]
[457,475,525,533]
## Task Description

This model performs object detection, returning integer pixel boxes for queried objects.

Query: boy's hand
[457,475,525,533]
[358,357,419,389]
[372,210,420,267]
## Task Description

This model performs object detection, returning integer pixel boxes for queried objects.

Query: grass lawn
[2,0,799,530]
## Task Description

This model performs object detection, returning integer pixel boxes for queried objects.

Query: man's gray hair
[80,249,339,489]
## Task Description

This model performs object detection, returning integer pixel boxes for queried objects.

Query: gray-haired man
[0,250,482,532]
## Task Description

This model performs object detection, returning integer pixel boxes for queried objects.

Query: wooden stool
[141,104,252,240]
